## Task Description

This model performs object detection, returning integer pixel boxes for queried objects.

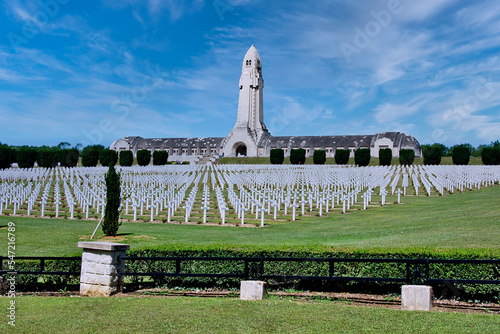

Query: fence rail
[0,256,81,276]
[121,256,500,285]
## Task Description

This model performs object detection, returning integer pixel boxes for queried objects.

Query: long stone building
[111,45,421,162]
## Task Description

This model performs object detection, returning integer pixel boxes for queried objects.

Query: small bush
[182,161,190,165]
[354,148,370,167]
[100,149,118,167]
[137,150,151,166]
[153,151,169,165]
[270,148,285,165]
[119,150,134,166]
[379,148,392,166]
[481,147,500,165]
[290,148,306,165]
[423,145,442,165]
[313,150,326,165]
[102,165,121,236]
[334,149,349,165]
[16,148,38,168]
[452,145,471,165]
[81,149,99,167]
[399,149,415,166]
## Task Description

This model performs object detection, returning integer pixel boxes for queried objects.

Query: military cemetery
[1,2,500,333]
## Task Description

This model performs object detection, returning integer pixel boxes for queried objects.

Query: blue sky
[1,0,499,148]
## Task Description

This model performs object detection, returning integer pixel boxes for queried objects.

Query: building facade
[111,45,421,161]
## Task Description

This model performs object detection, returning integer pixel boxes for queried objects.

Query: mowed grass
[218,156,485,165]
[1,296,498,334]
[1,186,499,257]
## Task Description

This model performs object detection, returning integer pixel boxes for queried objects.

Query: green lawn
[1,186,499,257]
[1,296,498,334]
[218,156,484,165]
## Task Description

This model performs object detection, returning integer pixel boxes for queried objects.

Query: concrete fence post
[78,242,130,297]
[401,285,433,311]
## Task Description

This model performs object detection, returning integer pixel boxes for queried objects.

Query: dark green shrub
[423,145,442,165]
[137,149,151,166]
[59,149,79,167]
[153,151,169,165]
[452,145,471,165]
[16,148,38,168]
[379,148,392,166]
[354,148,370,167]
[182,161,190,165]
[481,147,500,165]
[38,150,57,168]
[313,150,326,165]
[0,146,15,169]
[270,148,285,165]
[81,149,99,167]
[399,149,415,165]
[99,149,118,167]
[334,149,349,165]
[290,148,306,165]
[119,150,133,166]
[102,165,121,236]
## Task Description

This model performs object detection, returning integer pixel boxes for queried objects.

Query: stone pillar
[401,285,433,311]
[240,281,267,300]
[78,242,130,297]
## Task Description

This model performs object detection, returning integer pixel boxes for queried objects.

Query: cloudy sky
[1,0,499,148]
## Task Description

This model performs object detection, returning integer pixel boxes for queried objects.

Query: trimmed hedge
[56,149,79,167]
[153,151,169,165]
[313,150,326,165]
[270,148,285,165]
[119,150,134,166]
[354,148,370,167]
[379,148,392,166]
[399,149,415,166]
[290,148,306,165]
[423,145,442,165]
[452,145,471,165]
[334,149,349,165]
[481,147,500,165]
[137,149,151,166]
[16,148,38,168]
[81,149,99,167]
[38,150,57,168]
[99,149,118,167]
[0,146,15,169]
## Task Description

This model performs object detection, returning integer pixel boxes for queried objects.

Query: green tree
[290,148,306,165]
[399,149,415,165]
[422,144,442,165]
[102,165,121,236]
[81,149,100,167]
[57,148,79,167]
[334,149,349,165]
[481,147,500,165]
[354,148,370,166]
[379,148,392,166]
[137,149,151,166]
[119,150,133,166]
[0,146,15,169]
[451,144,471,165]
[38,150,57,168]
[153,151,169,165]
[313,150,326,165]
[270,148,284,165]
[16,148,38,168]
[100,149,118,167]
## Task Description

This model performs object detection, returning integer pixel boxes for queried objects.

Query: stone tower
[221,45,269,157]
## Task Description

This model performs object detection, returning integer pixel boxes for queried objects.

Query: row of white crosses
[1,165,500,224]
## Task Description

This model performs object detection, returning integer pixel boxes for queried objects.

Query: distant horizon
[1,1,499,148]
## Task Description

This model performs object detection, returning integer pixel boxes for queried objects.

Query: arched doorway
[235,144,247,157]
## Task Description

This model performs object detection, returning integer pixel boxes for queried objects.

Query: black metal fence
[121,256,500,286]
[1,256,499,287]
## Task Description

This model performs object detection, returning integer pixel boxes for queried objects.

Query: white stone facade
[111,45,421,159]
